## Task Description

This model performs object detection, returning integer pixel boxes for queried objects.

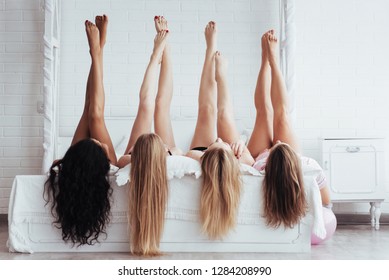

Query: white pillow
[113,156,202,187]
[240,163,263,176]
[109,164,119,176]
[112,164,130,187]
[167,156,202,179]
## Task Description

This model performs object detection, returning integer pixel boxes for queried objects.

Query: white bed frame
[8,119,312,253]
[8,174,311,254]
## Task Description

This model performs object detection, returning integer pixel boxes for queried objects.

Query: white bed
[7,119,325,253]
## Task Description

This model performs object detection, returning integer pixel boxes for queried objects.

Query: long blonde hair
[263,143,307,228]
[200,147,242,239]
[129,133,168,256]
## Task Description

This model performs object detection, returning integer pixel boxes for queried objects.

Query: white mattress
[7,156,323,253]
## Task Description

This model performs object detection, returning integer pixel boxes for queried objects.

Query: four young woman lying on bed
[44,15,333,255]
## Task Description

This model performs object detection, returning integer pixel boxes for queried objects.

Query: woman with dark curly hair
[45,15,117,246]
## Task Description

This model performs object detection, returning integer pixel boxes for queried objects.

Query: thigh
[155,120,175,148]
[190,121,216,149]
[154,106,175,148]
[272,118,299,151]
[89,119,117,165]
[123,107,153,154]
[247,114,273,158]
[190,107,217,149]
[71,112,90,146]
[216,115,240,144]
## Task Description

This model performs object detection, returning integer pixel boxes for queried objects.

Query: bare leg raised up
[71,18,117,165]
[190,21,218,149]
[153,16,175,149]
[214,51,240,144]
[267,31,299,151]
[247,30,274,158]
[123,30,169,154]
[215,51,254,164]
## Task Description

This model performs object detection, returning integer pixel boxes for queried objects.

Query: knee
[88,106,104,123]
[217,108,233,124]
[155,95,171,112]
[273,106,288,119]
[138,96,155,115]
[255,105,273,119]
[198,104,216,120]
[273,109,289,126]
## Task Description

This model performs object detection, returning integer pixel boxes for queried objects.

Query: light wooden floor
[1,219,388,260]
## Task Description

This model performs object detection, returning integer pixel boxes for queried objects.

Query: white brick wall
[295,0,389,212]
[0,0,44,213]
[58,0,280,136]
[1,0,389,214]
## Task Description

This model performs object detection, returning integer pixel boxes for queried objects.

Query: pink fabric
[252,149,270,172]
[300,156,327,189]
[252,152,327,189]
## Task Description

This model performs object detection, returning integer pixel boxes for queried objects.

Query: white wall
[0,0,280,214]
[58,0,280,137]
[0,0,44,213]
[295,0,389,212]
[1,0,389,214]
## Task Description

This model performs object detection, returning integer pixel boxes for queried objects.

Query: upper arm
[239,147,255,166]
[117,154,131,169]
[185,150,203,162]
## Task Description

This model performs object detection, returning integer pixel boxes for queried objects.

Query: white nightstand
[321,138,386,230]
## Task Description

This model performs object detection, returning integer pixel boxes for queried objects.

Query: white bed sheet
[7,157,322,253]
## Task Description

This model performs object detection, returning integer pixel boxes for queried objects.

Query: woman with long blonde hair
[186,22,254,240]
[247,30,331,229]
[117,16,181,255]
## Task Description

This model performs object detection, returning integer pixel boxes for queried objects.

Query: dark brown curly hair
[44,138,112,246]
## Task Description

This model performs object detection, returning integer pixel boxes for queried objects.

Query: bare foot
[154,15,168,33]
[261,31,270,65]
[205,21,217,52]
[265,30,279,67]
[85,20,101,57]
[154,16,169,63]
[215,51,228,82]
[95,14,108,48]
[151,30,169,63]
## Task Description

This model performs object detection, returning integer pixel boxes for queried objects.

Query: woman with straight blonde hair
[247,30,331,229]
[186,21,254,240]
[117,16,181,255]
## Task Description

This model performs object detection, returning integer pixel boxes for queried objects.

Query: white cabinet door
[328,145,377,194]
[321,138,385,229]
[322,138,385,201]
